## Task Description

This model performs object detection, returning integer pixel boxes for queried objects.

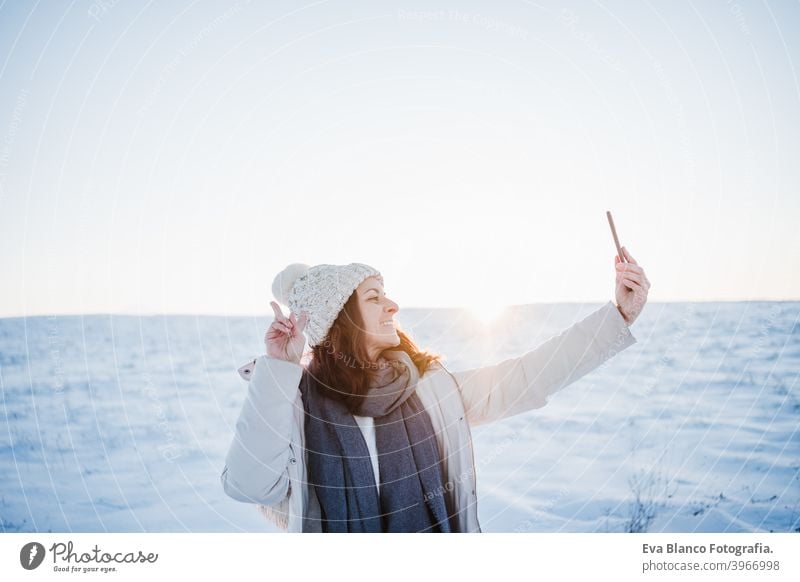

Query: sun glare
[466,302,507,325]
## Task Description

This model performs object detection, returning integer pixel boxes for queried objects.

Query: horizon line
[1,298,798,320]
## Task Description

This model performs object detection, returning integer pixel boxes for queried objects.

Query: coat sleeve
[220,355,304,506]
[451,301,637,427]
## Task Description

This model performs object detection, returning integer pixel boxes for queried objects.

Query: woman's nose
[386,300,399,313]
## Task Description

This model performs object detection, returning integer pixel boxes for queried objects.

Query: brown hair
[305,290,442,414]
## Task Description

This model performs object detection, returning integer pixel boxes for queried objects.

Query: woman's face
[356,276,400,362]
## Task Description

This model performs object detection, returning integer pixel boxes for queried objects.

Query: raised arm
[220,355,303,506]
[452,300,637,427]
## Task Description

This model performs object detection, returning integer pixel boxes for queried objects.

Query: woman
[221,248,650,532]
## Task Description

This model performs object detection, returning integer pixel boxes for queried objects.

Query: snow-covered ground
[1,301,797,532]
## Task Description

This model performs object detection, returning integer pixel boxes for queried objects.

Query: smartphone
[606,211,626,263]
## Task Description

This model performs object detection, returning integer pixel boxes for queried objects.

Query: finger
[616,266,640,279]
[614,256,644,274]
[266,328,285,341]
[622,270,646,285]
[621,246,638,265]
[616,263,644,275]
[621,275,647,292]
[289,312,297,327]
[272,321,292,335]
[623,271,650,290]
[270,301,285,321]
[619,272,643,285]
[270,301,289,325]
[297,311,309,332]
[268,327,290,341]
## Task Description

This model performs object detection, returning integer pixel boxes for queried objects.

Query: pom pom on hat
[271,263,310,307]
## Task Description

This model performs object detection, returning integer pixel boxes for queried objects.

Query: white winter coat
[221,301,637,532]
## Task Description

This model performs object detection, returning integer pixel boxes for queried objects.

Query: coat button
[471,489,476,496]
[290,457,297,464]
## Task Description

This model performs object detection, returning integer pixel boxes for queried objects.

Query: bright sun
[466,302,507,325]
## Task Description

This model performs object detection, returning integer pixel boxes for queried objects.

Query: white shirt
[352,414,380,495]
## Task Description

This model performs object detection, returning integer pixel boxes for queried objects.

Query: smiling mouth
[380,321,395,328]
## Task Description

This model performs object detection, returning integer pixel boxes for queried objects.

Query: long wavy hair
[305,289,442,414]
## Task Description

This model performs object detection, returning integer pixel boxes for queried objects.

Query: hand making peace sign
[265,301,309,364]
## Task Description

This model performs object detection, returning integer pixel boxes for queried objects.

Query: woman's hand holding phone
[607,212,650,326]
[614,246,650,326]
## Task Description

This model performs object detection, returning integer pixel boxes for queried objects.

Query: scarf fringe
[256,485,291,531]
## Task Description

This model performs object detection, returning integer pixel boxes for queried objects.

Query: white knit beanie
[271,262,383,347]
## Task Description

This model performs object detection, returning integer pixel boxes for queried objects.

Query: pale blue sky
[0,0,798,317]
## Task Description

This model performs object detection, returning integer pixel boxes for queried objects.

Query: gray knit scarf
[300,349,454,532]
